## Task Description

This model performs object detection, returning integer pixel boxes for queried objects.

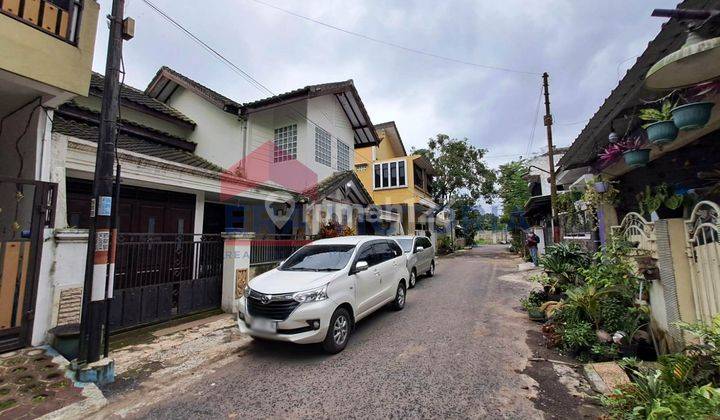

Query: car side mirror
[415,246,424,252]
[354,260,369,273]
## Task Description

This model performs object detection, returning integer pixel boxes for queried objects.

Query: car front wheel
[391,282,406,311]
[322,307,351,354]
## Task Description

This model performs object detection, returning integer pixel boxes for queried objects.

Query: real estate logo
[219,141,318,230]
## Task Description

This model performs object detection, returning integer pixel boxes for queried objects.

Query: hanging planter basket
[622,149,651,168]
[671,102,715,131]
[594,181,610,193]
[645,120,678,145]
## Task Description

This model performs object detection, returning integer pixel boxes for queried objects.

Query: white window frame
[373,159,408,190]
[337,140,350,171]
[315,126,331,166]
[273,124,297,163]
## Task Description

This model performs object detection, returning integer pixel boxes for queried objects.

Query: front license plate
[253,318,277,333]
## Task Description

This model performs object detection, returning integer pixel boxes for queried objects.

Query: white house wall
[245,95,356,191]
[528,153,565,197]
[305,95,355,179]
[164,88,243,171]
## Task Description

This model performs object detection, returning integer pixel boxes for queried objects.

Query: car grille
[247,290,300,320]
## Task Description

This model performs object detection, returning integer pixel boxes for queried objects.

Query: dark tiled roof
[301,170,373,204]
[242,81,353,109]
[147,67,242,112]
[64,101,197,149]
[90,73,196,126]
[53,116,224,172]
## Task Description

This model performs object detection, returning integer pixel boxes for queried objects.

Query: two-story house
[354,121,439,239]
[146,67,379,237]
[0,0,100,351]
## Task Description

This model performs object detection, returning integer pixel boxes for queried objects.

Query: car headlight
[292,284,328,303]
[244,285,251,298]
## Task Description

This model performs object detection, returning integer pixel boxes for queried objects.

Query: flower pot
[644,120,678,145]
[622,149,650,168]
[594,181,609,193]
[671,101,715,131]
[527,308,545,322]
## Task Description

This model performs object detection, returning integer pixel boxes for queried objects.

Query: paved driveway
[122,246,544,419]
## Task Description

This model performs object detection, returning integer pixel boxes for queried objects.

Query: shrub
[539,242,591,291]
[602,315,720,418]
[520,290,547,311]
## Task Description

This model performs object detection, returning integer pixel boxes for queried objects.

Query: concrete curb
[37,346,108,420]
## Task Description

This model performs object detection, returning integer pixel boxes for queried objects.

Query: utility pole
[78,0,126,365]
[542,72,559,243]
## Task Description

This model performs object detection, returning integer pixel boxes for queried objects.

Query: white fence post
[221,232,255,314]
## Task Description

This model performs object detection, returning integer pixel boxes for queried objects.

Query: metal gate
[611,212,657,257]
[0,177,56,351]
[685,200,720,324]
[109,233,223,332]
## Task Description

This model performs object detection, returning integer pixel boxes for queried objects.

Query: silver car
[393,236,435,288]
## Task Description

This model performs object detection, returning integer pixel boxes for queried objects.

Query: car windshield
[396,239,414,253]
[280,244,356,272]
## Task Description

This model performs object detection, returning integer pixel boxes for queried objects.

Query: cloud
[92,0,678,170]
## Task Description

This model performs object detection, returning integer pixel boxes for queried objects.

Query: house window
[337,140,350,171]
[373,161,407,189]
[414,165,424,190]
[274,124,297,162]
[315,127,331,166]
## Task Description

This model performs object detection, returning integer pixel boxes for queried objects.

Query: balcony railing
[1,0,81,43]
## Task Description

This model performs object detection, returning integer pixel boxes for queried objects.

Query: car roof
[310,235,390,246]
[393,236,416,240]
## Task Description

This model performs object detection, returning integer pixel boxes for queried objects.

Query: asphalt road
[134,246,542,419]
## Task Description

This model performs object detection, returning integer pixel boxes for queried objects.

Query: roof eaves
[556,2,711,170]
[147,66,242,115]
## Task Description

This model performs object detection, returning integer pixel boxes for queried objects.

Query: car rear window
[395,238,413,252]
[280,244,356,272]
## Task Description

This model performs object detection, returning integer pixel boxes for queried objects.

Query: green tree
[420,134,496,210]
[451,196,483,242]
[497,160,530,223]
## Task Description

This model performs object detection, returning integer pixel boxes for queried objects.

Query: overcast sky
[92,0,678,170]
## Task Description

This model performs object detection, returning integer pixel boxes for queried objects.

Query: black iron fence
[250,234,315,266]
[110,233,223,332]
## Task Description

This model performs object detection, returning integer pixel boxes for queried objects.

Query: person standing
[526,231,540,266]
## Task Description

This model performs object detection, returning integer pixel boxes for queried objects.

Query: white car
[394,236,435,288]
[237,236,410,353]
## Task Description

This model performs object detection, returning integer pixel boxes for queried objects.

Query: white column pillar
[221,232,254,313]
[194,191,205,235]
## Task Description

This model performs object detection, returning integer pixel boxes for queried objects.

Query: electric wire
[246,0,541,76]
[140,0,386,169]
[525,86,543,158]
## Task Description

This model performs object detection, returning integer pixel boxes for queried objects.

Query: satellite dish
[645,8,720,90]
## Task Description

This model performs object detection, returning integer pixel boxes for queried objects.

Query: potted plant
[619,136,651,168]
[639,100,678,145]
[598,142,624,167]
[672,80,719,131]
[592,176,610,193]
[636,185,665,218]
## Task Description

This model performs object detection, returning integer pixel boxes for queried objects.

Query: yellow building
[1,0,100,179]
[355,121,438,236]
